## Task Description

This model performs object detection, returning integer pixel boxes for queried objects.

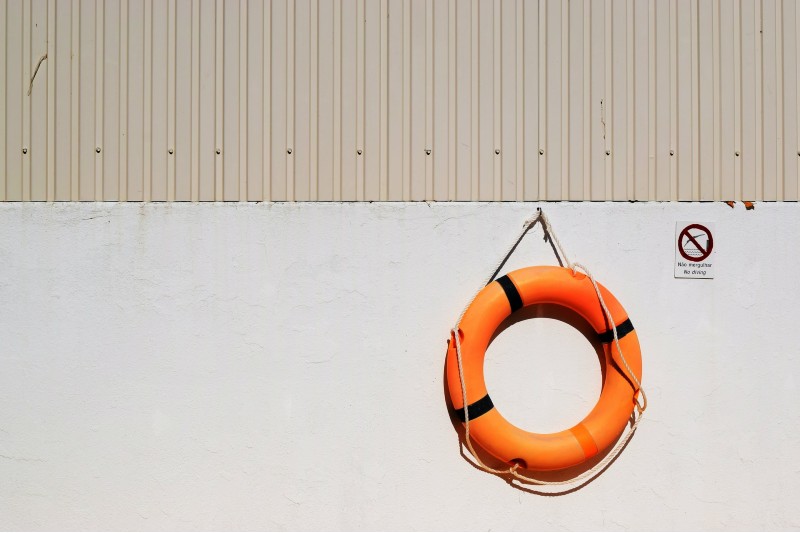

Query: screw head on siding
[735,151,740,157]
[22,147,28,154]
[669,150,674,156]
[357,149,363,155]
[216,148,221,155]
[425,149,431,155]
[605,150,611,156]
[797,151,800,157]
[495,149,500,155]
[287,148,293,155]
[168,148,174,155]
[96,147,101,153]
[538,149,544,155]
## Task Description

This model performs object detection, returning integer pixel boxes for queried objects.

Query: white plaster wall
[0,202,798,530]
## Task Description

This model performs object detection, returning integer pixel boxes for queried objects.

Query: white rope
[451,209,646,488]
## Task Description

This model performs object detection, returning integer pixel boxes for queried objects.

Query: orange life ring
[446,265,643,472]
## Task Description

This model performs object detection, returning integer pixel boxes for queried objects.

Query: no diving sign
[675,222,715,279]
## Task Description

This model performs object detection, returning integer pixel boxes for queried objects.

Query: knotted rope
[451,209,647,487]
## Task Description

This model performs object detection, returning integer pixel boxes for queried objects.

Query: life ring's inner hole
[484,303,605,435]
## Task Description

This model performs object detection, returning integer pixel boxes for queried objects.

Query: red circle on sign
[678,224,713,262]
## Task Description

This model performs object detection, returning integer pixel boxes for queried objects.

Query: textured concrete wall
[1,202,798,529]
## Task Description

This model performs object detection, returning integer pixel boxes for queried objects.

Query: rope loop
[451,209,646,489]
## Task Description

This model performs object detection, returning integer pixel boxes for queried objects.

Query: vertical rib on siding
[784,0,799,200]
[30,0,48,201]
[293,0,309,201]
[104,0,120,201]
[245,0,263,201]
[2,0,800,202]
[364,0,381,200]
[54,2,74,201]
[0,1,6,202]
[151,0,168,201]
[522,0,538,201]
[175,0,192,200]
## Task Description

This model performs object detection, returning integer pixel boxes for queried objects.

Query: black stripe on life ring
[496,275,523,313]
[454,394,494,422]
[598,318,634,343]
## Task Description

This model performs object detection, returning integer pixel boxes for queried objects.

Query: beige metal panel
[294,0,311,201]
[76,0,96,201]
[476,0,493,200]
[491,1,499,200]
[54,2,73,201]
[189,0,199,200]
[633,0,649,200]
[245,0,264,201]
[784,0,799,200]
[470,0,479,200]
[310,0,320,201]
[589,0,606,200]
[448,0,457,201]
[94,0,104,201]
[151,0,169,201]
[568,0,584,200]
[198,0,216,201]
[30,0,47,201]
[387,0,405,201]
[0,0,5,201]
[334,0,344,200]
[763,0,779,200]
[119,0,129,201]
[425,0,434,199]
[653,0,670,200]
[214,0,223,199]
[21,0,30,201]
[720,0,736,200]
[676,0,692,201]
[410,0,426,200]
[669,1,678,200]
[317,0,335,201]
[356,0,366,201]
[3,0,800,202]
[339,0,357,200]
[103,0,121,200]
[796,0,800,199]
[624,0,634,201]
[29,0,49,201]
[222,0,240,201]
[708,0,720,200]
[126,0,144,200]
[522,0,538,201]
[694,0,716,200]
[167,0,177,201]
[364,0,382,201]
[175,0,193,200]
[359,1,382,201]
[741,0,758,200]
[6,0,23,201]
[611,0,628,201]
[261,0,272,201]
[433,0,449,201]
[499,0,516,201]
[237,0,247,201]
[270,0,288,200]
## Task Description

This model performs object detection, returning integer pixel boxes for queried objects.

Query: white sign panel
[675,222,715,279]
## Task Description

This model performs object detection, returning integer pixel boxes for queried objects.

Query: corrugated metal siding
[1,0,799,202]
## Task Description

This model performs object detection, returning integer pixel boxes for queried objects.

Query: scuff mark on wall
[27,53,48,96]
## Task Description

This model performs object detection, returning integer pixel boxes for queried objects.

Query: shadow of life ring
[446,266,643,472]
